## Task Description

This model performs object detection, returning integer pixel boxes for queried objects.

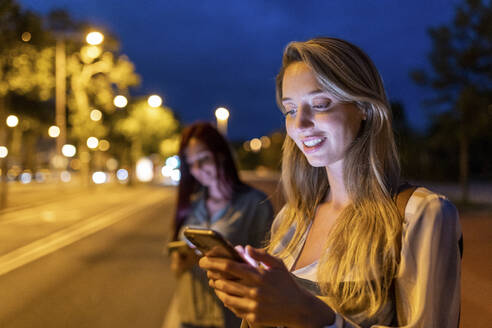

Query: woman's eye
[284,109,296,117]
[312,102,331,110]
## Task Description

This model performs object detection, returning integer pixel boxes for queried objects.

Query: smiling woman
[199,37,462,328]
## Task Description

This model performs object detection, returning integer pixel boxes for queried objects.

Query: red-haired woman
[165,122,274,328]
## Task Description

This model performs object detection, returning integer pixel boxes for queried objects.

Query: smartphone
[183,227,245,263]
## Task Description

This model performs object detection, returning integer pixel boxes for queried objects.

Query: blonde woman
[199,37,462,327]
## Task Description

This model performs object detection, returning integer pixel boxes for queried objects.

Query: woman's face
[282,61,364,168]
[184,138,218,187]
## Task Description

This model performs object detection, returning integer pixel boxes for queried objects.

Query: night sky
[19,0,460,140]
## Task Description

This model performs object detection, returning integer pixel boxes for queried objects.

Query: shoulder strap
[395,184,418,218]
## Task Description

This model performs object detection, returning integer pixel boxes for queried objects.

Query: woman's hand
[199,246,335,328]
[170,246,199,277]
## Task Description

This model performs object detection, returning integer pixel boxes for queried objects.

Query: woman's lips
[301,136,326,154]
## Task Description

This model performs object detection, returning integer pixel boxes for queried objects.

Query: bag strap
[395,183,418,218]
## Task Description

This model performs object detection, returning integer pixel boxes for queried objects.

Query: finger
[206,270,237,281]
[214,289,249,318]
[199,256,260,282]
[213,279,259,298]
[246,246,286,270]
[214,289,257,315]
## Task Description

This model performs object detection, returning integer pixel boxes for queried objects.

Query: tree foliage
[115,98,180,160]
[411,0,492,200]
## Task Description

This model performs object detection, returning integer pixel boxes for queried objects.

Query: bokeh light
[250,138,262,152]
[87,137,99,149]
[0,146,8,158]
[215,107,230,120]
[161,165,173,177]
[90,109,102,121]
[48,125,61,138]
[260,136,271,149]
[113,95,128,108]
[171,169,181,182]
[21,32,31,42]
[60,171,71,183]
[6,115,19,127]
[136,158,153,182]
[106,158,118,171]
[20,172,32,184]
[35,172,46,182]
[98,139,110,151]
[86,31,104,45]
[165,155,180,169]
[92,171,107,184]
[85,45,102,59]
[61,144,76,157]
[116,169,129,181]
[243,141,251,152]
[148,95,163,108]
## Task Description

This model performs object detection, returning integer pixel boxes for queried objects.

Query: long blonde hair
[267,37,402,317]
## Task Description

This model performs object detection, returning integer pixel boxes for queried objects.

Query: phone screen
[183,227,245,262]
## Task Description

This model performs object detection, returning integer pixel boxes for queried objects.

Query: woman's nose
[295,104,314,130]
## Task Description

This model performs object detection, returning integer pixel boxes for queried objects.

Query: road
[0,184,176,328]
[0,179,490,327]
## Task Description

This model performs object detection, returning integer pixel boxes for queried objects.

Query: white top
[273,187,462,328]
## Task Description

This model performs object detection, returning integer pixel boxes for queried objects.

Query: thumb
[245,245,285,270]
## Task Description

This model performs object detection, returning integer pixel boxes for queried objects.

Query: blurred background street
[0,0,491,327]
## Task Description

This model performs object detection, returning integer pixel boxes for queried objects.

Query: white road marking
[0,193,171,277]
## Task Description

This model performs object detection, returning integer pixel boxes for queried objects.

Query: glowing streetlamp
[215,107,230,136]
[6,115,19,128]
[55,30,105,159]
[86,31,104,45]
[148,95,162,108]
[48,125,61,138]
[113,95,128,108]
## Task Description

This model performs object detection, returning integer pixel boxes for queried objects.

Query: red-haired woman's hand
[199,246,335,328]
[170,247,198,277]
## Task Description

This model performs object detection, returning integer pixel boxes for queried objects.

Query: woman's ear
[358,103,368,121]
[361,107,367,121]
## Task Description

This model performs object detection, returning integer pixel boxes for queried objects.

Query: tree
[0,0,55,208]
[115,98,180,183]
[411,0,492,202]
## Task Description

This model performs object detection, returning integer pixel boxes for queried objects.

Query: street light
[215,107,230,136]
[55,30,105,158]
[113,95,128,108]
[6,115,19,128]
[86,31,104,45]
[148,95,162,108]
[48,125,61,138]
